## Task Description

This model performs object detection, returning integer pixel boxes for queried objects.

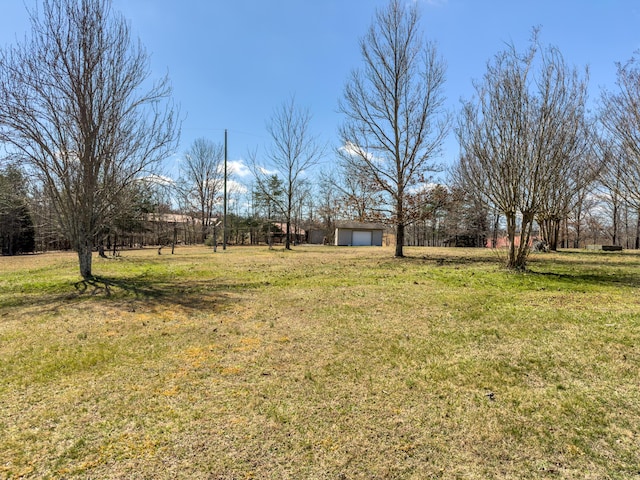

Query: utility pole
[223,129,228,250]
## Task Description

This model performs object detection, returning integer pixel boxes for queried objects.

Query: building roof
[272,222,306,235]
[146,213,222,224]
[334,221,386,230]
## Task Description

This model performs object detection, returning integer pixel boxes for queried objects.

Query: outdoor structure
[586,244,623,251]
[334,222,385,246]
[307,228,331,245]
[444,234,487,248]
[270,222,305,246]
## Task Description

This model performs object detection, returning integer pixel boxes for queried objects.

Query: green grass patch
[0,246,639,478]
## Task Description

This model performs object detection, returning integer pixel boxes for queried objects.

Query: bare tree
[456,30,589,269]
[568,184,598,248]
[0,0,178,279]
[250,97,323,250]
[338,0,450,257]
[600,56,640,223]
[316,173,339,235]
[177,138,224,243]
[536,146,599,251]
[253,175,284,248]
[321,164,384,223]
[594,140,628,247]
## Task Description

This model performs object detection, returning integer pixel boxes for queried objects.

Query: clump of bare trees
[6,0,640,269]
[0,0,178,279]
[455,30,592,269]
[599,55,640,246]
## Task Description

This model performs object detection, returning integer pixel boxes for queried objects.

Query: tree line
[1,0,640,278]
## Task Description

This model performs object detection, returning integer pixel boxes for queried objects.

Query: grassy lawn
[1,245,639,479]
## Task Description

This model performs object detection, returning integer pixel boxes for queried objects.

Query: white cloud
[340,141,363,157]
[406,181,446,195]
[258,166,278,176]
[340,141,383,164]
[227,159,251,177]
[137,174,175,187]
[228,179,248,195]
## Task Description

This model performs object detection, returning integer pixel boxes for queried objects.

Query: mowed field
[0,245,639,479]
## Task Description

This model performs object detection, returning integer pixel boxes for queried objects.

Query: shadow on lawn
[0,274,264,314]
[527,270,640,289]
[527,251,640,287]
[402,249,640,288]
[74,275,171,298]
[396,252,503,267]
[70,274,266,311]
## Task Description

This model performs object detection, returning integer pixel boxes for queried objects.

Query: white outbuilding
[334,222,385,246]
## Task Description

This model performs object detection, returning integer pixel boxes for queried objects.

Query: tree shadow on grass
[74,275,165,298]
[74,274,268,311]
[527,251,640,288]
[526,269,640,289]
[398,251,506,267]
[534,249,640,265]
[398,250,640,288]
[1,273,265,315]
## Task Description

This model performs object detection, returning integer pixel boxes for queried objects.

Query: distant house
[270,222,305,245]
[334,221,385,246]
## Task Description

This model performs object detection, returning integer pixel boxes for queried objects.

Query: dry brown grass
[1,246,639,479]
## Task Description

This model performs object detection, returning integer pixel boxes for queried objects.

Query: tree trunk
[539,217,548,246]
[285,219,291,250]
[284,189,292,250]
[395,194,405,257]
[574,205,583,248]
[506,212,517,268]
[171,225,177,254]
[514,212,535,269]
[551,219,561,251]
[78,241,93,280]
[395,223,405,257]
[612,202,619,245]
[492,212,500,248]
[635,210,640,250]
[505,211,533,270]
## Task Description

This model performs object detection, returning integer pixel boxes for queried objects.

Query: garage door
[352,230,372,246]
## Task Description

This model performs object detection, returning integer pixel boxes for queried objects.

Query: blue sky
[1,0,640,182]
